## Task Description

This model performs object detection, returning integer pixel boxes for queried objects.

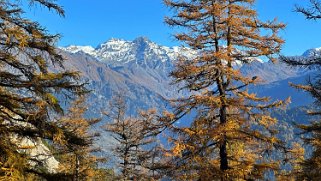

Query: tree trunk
[219,105,228,171]
[75,155,80,181]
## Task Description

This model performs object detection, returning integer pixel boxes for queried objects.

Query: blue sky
[23,0,321,56]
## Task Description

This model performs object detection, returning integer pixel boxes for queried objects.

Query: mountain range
[57,36,319,164]
[60,37,316,112]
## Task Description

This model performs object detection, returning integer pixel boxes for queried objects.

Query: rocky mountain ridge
[60,37,317,113]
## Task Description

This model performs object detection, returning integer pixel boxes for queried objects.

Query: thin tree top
[165,0,285,62]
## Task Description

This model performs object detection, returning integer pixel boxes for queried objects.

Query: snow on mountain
[60,37,198,103]
[58,50,174,115]
[60,37,316,110]
[95,38,136,64]
[302,47,321,57]
[60,45,96,56]
[63,37,197,68]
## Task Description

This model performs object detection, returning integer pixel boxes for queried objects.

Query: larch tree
[52,96,104,181]
[295,0,321,20]
[163,0,289,180]
[104,94,164,180]
[279,0,321,179]
[0,0,87,180]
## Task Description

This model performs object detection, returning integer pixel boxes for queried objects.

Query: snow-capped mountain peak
[59,37,317,116]
[302,47,321,57]
[61,37,197,67]
[60,45,96,56]
[97,38,131,49]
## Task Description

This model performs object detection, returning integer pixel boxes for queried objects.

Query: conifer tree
[280,56,321,180]
[163,0,288,180]
[295,0,321,20]
[53,96,104,181]
[280,1,321,179]
[104,94,163,180]
[0,0,87,179]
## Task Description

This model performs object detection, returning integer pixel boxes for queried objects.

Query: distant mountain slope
[60,51,169,114]
[60,37,315,111]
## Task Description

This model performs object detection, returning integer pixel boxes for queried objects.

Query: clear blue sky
[22,0,321,56]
